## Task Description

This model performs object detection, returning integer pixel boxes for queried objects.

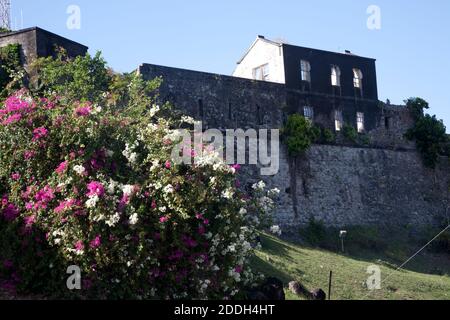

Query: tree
[405,98,448,168]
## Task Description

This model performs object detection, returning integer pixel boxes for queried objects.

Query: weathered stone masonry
[139,63,450,231]
[2,28,449,230]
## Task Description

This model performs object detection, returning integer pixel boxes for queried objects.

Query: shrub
[300,217,327,246]
[321,128,335,144]
[0,43,24,97]
[0,59,277,299]
[342,124,358,143]
[282,115,319,157]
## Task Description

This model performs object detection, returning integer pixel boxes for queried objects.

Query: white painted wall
[232,38,285,84]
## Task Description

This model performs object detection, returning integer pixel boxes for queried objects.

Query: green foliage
[0,28,11,34]
[342,123,358,143]
[321,127,336,144]
[31,49,111,103]
[300,217,327,246]
[282,114,319,157]
[404,98,447,168]
[0,52,277,299]
[0,43,23,97]
[405,97,429,121]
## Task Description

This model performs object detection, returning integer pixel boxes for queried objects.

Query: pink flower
[74,240,84,252]
[74,106,91,117]
[159,216,169,223]
[165,161,171,169]
[24,215,36,228]
[2,113,22,125]
[11,173,20,181]
[151,200,157,209]
[3,260,13,269]
[89,235,101,249]
[2,204,19,221]
[54,199,77,214]
[55,161,68,175]
[235,266,243,274]
[32,127,48,141]
[34,186,55,210]
[198,225,206,235]
[86,181,105,197]
[231,164,241,171]
[24,150,36,160]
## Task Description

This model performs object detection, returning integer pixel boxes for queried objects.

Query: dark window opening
[256,104,263,125]
[198,99,204,118]
[385,116,390,129]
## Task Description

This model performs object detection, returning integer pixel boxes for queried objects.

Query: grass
[251,233,450,300]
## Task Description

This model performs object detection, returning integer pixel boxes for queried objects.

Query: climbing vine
[404,97,448,169]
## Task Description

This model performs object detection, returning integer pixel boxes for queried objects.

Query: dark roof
[237,36,375,64]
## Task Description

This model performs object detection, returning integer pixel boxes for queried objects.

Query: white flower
[85,195,99,208]
[252,181,266,191]
[239,208,247,215]
[129,213,139,225]
[181,116,196,124]
[150,160,160,172]
[163,184,175,194]
[149,104,160,117]
[228,244,236,252]
[106,213,121,227]
[91,105,102,115]
[107,179,118,195]
[122,184,134,196]
[268,188,280,196]
[270,225,282,236]
[221,188,234,199]
[106,149,114,157]
[73,165,86,176]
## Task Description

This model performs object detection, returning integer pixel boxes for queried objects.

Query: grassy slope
[252,233,450,300]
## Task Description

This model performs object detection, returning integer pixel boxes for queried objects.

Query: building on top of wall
[233,35,380,133]
[0,27,88,69]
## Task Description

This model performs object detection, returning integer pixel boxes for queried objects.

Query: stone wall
[0,27,88,70]
[139,63,449,233]
[265,144,450,232]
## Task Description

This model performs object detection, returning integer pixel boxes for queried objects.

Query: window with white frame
[353,68,363,88]
[253,63,270,81]
[303,106,314,121]
[335,110,343,131]
[357,112,365,133]
[331,65,341,86]
[300,60,311,82]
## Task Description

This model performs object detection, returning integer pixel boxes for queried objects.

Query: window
[353,68,363,88]
[335,110,343,131]
[303,106,314,121]
[253,63,270,81]
[357,112,365,133]
[300,60,311,82]
[331,65,341,86]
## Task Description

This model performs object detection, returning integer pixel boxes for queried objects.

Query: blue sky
[10,0,450,128]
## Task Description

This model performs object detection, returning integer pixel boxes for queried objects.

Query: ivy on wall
[0,43,22,97]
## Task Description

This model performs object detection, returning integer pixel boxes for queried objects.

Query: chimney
[257,35,265,39]
[345,50,352,54]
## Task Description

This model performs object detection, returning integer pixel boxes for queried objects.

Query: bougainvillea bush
[0,55,277,299]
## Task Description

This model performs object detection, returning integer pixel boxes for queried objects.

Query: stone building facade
[3,28,449,231]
